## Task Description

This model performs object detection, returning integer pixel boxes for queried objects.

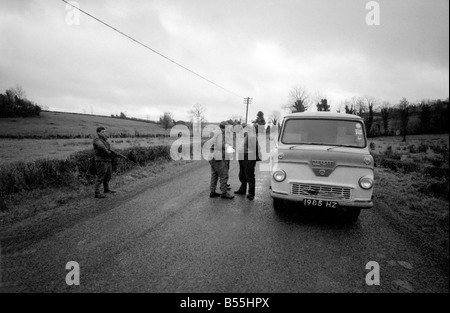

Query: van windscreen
[281,119,366,148]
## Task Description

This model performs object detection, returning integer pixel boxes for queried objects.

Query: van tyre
[343,207,361,221]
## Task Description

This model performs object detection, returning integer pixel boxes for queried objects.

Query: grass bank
[370,134,449,262]
[0,145,172,202]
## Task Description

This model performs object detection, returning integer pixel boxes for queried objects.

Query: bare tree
[313,92,330,111]
[229,115,244,124]
[188,103,207,124]
[351,96,366,116]
[7,85,27,100]
[380,101,391,135]
[342,100,355,114]
[268,110,282,126]
[363,96,378,136]
[398,98,409,142]
[336,100,349,113]
[419,99,432,134]
[284,86,310,113]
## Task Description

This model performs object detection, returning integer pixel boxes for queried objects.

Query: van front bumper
[270,190,373,208]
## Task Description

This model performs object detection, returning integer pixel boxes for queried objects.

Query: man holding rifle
[92,126,119,198]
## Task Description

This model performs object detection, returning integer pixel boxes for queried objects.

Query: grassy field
[0,111,175,164]
[0,111,169,138]
[369,134,449,261]
[0,137,176,165]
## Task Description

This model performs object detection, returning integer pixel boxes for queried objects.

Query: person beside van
[235,123,258,200]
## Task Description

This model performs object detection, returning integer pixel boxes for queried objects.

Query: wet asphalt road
[1,160,448,292]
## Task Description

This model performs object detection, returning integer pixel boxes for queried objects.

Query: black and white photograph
[0,0,448,300]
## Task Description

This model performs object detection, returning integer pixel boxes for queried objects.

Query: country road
[0,160,448,293]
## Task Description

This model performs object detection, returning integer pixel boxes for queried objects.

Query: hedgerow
[0,145,173,199]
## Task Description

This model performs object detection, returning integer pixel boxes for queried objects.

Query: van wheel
[343,207,361,221]
[273,198,284,210]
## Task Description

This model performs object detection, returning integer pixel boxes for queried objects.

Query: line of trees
[0,86,42,118]
[339,96,449,139]
[283,85,449,139]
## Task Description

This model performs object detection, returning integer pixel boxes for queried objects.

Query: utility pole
[244,97,252,124]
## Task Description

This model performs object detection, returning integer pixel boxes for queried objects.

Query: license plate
[303,198,338,208]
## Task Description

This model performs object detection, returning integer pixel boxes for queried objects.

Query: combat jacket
[93,136,112,162]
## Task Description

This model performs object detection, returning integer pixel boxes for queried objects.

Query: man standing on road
[209,121,234,199]
[235,123,258,200]
[93,127,116,198]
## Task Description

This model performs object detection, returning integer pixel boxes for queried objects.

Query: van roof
[284,111,364,121]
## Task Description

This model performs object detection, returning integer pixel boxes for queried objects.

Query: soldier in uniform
[93,127,116,198]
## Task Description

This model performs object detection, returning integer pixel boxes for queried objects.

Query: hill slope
[0,111,169,138]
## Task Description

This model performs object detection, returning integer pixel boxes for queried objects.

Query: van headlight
[359,176,374,189]
[363,156,372,165]
[273,170,286,182]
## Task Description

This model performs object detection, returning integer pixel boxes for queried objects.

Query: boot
[247,183,255,200]
[210,191,221,198]
[95,193,106,199]
[104,184,116,193]
[234,184,247,195]
[221,192,235,199]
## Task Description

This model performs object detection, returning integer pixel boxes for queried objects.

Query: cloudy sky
[0,0,448,122]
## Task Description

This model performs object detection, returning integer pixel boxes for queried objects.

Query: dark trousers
[238,159,256,196]
[95,161,112,194]
[210,160,229,193]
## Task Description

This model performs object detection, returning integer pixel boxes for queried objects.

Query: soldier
[209,121,234,199]
[93,126,116,198]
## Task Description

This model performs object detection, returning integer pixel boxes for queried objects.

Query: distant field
[0,137,178,165]
[369,133,449,156]
[0,111,169,138]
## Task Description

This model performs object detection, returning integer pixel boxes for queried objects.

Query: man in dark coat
[235,124,259,200]
[93,126,116,198]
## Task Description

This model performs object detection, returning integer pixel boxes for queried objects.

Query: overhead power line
[61,0,244,98]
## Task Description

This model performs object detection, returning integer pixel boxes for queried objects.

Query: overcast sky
[0,0,448,122]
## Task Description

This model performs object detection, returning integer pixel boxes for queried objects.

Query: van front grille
[291,183,352,200]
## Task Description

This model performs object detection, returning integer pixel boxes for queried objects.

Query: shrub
[0,90,42,118]
[378,158,399,171]
[376,157,423,173]
[0,145,173,199]
[408,144,418,153]
[418,143,428,153]
[399,161,422,173]
[385,146,393,156]
[418,178,449,201]
[424,165,449,180]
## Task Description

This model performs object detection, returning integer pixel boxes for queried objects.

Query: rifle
[110,149,135,163]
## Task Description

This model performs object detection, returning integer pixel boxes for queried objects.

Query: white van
[270,112,374,221]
